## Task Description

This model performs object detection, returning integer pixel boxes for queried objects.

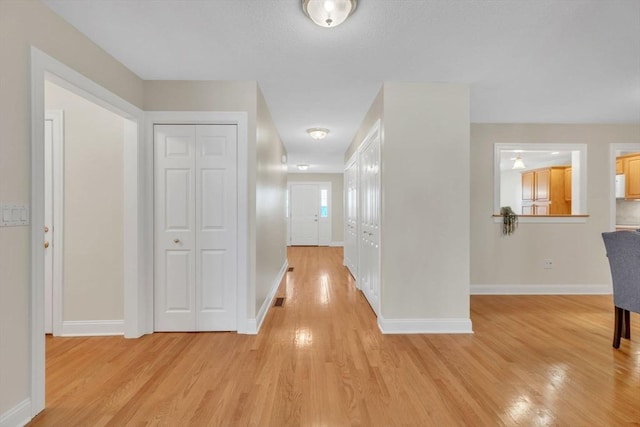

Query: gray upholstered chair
[602,231,640,348]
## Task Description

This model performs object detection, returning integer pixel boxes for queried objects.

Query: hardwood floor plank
[29,246,640,426]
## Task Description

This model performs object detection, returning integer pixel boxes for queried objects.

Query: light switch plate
[0,203,30,227]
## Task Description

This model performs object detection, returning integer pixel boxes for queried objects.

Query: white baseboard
[61,320,124,336]
[250,260,288,335]
[330,241,344,247]
[0,398,31,427]
[378,315,473,334]
[470,284,612,295]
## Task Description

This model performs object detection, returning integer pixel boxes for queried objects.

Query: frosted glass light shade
[297,164,310,171]
[307,127,329,140]
[302,0,357,28]
[512,156,526,170]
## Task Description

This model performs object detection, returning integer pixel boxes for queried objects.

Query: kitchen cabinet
[625,154,640,199]
[564,167,572,201]
[521,171,535,201]
[616,153,640,199]
[521,166,571,215]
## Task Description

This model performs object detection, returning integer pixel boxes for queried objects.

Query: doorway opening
[30,47,144,416]
[43,80,129,336]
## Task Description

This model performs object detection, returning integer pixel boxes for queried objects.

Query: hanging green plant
[500,206,518,236]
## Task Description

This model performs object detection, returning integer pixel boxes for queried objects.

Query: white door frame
[610,143,640,231]
[30,47,145,416]
[145,112,249,334]
[44,110,64,336]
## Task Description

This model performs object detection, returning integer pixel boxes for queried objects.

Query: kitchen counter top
[615,224,640,230]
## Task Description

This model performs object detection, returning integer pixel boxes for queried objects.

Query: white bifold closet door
[358,126,381,315]
[154,124,237,331]
[344,157,358,279]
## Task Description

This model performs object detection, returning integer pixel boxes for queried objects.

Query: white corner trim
[61,320,125,337]
[378,316,473,334]
[470,284,612,295]
[0,398,31,427]
[330,241,344,247]
[248,260,288,335]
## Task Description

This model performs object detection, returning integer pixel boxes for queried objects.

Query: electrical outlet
[544,259,553,269]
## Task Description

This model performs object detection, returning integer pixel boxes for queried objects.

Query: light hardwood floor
[30,246,639,426]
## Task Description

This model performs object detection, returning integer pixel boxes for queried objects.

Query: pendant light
[512,155,526,170]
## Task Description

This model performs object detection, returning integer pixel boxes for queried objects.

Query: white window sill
[492,215,589,224]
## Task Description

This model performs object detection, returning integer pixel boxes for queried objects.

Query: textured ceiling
[43,0,640,173]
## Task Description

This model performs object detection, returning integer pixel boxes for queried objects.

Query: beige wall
[346,83,470,322]
[144,80,257,113]
[0,0,143,415]
[287,173,344,243]
[381,83,470,319]
[470,124,640,287]
[45,81,124,321]
[255,87,288,313]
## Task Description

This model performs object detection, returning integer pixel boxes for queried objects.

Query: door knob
[44,241,49,249]
[44,225,49,233]
[173,238,180,243]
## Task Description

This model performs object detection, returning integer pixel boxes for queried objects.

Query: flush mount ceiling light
[302,0,357,28]
[297,164,310,171]
[512,155,526,170]
[307,127,329,140]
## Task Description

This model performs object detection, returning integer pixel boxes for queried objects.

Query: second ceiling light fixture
[307,127,329,140]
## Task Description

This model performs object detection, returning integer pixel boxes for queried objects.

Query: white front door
[358,124,381,315]
[154,124,237,331]
[290,183,320,245]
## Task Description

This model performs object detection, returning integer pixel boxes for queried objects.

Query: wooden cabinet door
[522,171,535,201]
[616,158,624,175]
[522,204,534,215]
[626,156,640,199]
[535,169,550,201]
[564,167,572,201]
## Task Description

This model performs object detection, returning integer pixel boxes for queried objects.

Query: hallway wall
[346,83,471,329]
[0,0,143,417]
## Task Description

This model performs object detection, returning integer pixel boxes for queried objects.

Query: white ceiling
[43,0,640,173]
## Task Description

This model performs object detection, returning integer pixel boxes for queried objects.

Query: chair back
[602,231,640,313]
